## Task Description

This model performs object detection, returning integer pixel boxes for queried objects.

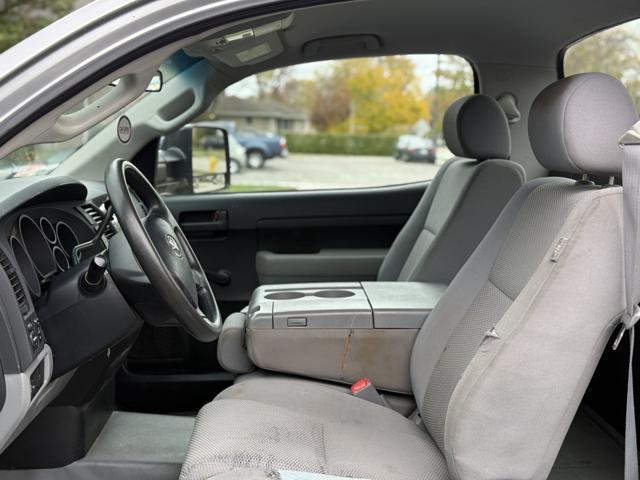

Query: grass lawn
[222,184,293,193]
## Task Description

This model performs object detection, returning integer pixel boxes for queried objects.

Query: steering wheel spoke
[192,266,207,289]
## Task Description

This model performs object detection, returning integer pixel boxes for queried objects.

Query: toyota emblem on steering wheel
[165,233,183,258]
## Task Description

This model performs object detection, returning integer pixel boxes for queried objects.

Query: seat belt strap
[616,123,640,480]
[625,329,638,480]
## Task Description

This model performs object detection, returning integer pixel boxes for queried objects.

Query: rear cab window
[564,19,640,109]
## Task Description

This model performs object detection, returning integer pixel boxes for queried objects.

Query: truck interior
[0,0,640,479]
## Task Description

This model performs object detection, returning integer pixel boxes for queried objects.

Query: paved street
[195,151,448,191]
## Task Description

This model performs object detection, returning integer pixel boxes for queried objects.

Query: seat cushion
[180,378,448,480]
[218,378,414,436]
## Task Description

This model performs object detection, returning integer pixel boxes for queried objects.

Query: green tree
[565,27,640,111]
[0,0,76,52]
[565,28,640,81]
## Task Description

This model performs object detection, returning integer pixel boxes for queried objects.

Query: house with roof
[212,95,310,134]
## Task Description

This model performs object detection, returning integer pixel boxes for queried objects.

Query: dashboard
[0,175,132,455]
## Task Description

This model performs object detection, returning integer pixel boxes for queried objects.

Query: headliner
[204,0,640,81]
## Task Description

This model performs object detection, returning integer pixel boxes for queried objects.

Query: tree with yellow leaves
[310,56,429,134]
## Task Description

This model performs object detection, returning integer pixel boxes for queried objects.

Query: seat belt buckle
[614,306,640,351]
[350,378,385,406]
[614,323,627,351]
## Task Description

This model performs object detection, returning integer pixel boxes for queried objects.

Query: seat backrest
[378,95,525,284]
[410,72,638,480]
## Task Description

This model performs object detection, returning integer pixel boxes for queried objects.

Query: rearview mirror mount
[111,70,163,93]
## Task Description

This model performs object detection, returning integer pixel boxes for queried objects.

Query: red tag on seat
[350,378,371,394]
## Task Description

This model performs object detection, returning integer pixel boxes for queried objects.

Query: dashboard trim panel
[0,346,52,454]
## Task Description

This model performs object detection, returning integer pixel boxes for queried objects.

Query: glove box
[245,281,446,393]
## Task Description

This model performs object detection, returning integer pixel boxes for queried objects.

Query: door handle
[180,210,228,233]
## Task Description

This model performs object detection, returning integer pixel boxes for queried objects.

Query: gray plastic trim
[363,282,448,329]
[0,176,86,219]
[247,281,447,330]
[0,411,194,480]
[218,312,255,374]
[0,345,53,454]
[256,249,387,285]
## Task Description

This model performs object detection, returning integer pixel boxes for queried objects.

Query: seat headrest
[443,94,511,161]
[529,73,638,176]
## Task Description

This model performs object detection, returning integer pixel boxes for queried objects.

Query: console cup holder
[314,290,355,299]
[265,291,306,300]
[264,290,356,300]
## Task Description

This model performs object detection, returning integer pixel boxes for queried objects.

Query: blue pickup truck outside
[197,120,288,169]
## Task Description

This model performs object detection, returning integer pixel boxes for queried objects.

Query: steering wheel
[105,159,221,342]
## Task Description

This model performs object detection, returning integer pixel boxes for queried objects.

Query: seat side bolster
[410,177,560,404]
[377,156,459,281]
[401,158,525,284]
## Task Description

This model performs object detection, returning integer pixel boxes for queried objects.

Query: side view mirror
[155,126,232,195]
[146,71,164,93]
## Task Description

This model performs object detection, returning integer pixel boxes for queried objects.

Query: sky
[225,54,457,98]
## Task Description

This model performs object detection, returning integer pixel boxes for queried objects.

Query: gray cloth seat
[182,377,448,480]
[218,94,525,374]
[378,94,525,284]
[183,72,636,480]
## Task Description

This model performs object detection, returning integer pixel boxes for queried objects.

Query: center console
[243,282,446,393]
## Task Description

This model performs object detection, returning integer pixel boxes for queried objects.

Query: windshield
[0,51,197,180]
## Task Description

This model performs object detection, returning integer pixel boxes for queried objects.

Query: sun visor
[185,13,294,67]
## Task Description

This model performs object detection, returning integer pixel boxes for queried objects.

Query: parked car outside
[394,134,436,163]
[200,120,287,169]
[236,127,288,169]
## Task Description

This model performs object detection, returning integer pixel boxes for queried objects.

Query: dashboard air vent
[79,203,115,238]
[0,249,29,316]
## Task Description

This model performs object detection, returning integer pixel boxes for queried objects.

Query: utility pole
[431,54,442,144]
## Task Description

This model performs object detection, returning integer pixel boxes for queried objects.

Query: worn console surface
[245,282,446,393]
